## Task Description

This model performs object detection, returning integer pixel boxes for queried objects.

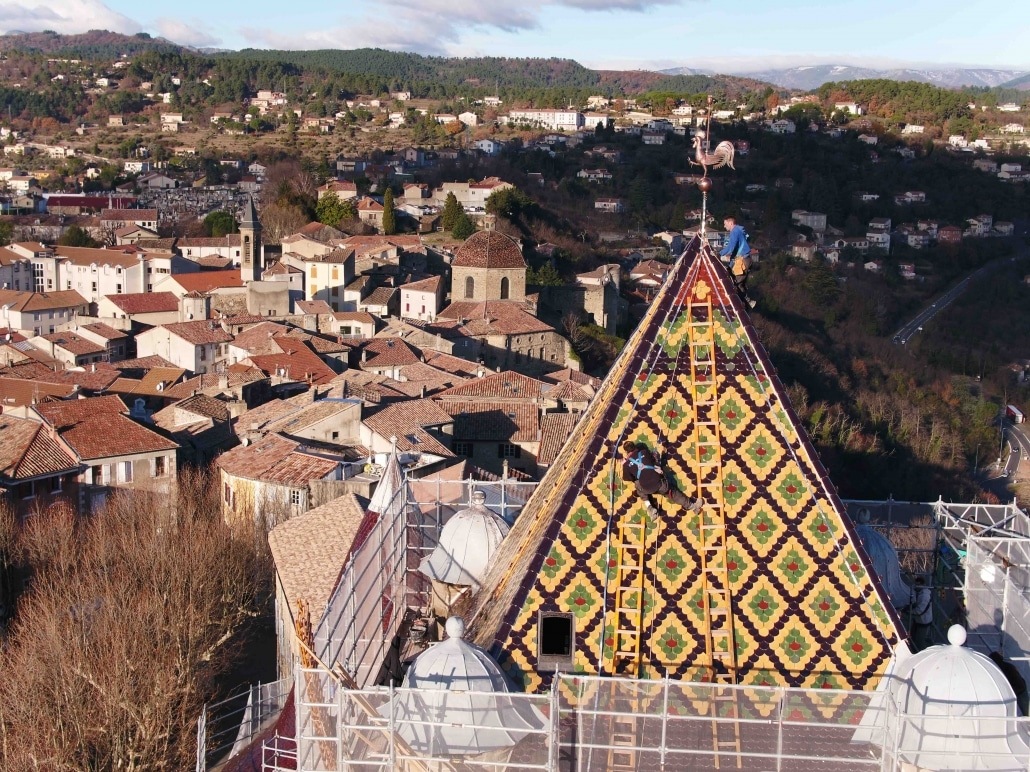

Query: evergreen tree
[57,226,99,248]
[441,192,461,231]
[451,212,476,240]
[315,191,347,229]
[203,210,238,238]
[382,188,396,235]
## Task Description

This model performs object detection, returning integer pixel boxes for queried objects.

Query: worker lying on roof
[620,441,701,516]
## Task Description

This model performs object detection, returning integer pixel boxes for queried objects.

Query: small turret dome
[452,230,525,269]
[419,490,509,590]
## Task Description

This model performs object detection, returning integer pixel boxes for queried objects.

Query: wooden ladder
[687,296,742,769]
[608,512,652,770]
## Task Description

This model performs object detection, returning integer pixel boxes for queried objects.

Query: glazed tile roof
[103,291,179,314]
[452,230,525,269]
[0,414,79,482]
[35,395,178,460]
[537,412,580,465]
[441,401,540,443]
[268,492,369,619]
[435,370,548,401]
[466,238,902,693]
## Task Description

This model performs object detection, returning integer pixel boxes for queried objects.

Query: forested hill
[222,47,763,99]
[0,30,181,58]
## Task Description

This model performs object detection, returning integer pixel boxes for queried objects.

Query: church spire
[239,195,262,282]
[466,237,904,692]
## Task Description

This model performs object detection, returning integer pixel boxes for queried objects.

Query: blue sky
[2,0,1028,72]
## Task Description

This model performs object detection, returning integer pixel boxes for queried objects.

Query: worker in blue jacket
[719,216,756,309]
[620,441,699,515]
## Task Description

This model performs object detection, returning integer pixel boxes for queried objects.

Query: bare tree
[0,471,270,770]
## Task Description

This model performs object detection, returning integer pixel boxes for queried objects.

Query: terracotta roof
[113,355,177,370]
[436,370,549,401]
[328,371,410,404]
[361,286,396,307]
[0,376,76,407]
[40,332,105,356]
[35,364,120,392]
[538,412,580,464]
[356,196,383,212]
[80,322,127,340]
[216,433,338,485]
[100,208,157,221]
[396,362,466,393]
[262,261,300,277]
[281,329,349,354]
[231,321,291,355]
[0,360,55,380]
[246,337,337,385]
[197,256,235,269]
[178,235,242,248]
[360,337,422,368]
[0,289,88,313]
[266,397,359,437]
[104,291,179,314]
[421,350,483,378]
[452,230,525,269]
[55,246,139,269]
[162,368,264,399]
[545,379,594,402]
[268,492,369,618]
[437,300,554,335]
[169,393,231,421]
[542,368,601,388]
[441,401,540,442]
[108,367,186,397]
[332,311,376,324]
[296,300,334,314]
[401,275,442,292]
[339,235,423,250]
[161,320,233,345]
[0,414,79,482]
[170,271,244,293]
[35,395,178,460]
[362,399,454,456]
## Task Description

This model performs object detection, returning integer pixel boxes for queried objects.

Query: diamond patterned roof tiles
[465,237,903,694]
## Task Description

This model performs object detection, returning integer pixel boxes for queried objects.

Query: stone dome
[887,625,1030,770]
[419,490,510,590]
[452,230,526,269]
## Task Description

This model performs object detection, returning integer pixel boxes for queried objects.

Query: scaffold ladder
[608,516,650,771]
[687,295,742,769]
[611,517,648,678]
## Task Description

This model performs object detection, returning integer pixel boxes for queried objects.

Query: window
[66,280,71,289]
[464,276,474,299]
[120,461,133,483]
[331,431,339,441]
[290,489,302,506]
[91,281,97,292]
[116,284,122,293]
[90,465,103,485]
[498,443,521,459]
[538,612,574,671]
[454,441,473,457]
[50,476,63,493]
[224,482,233,505]
[405,302,410,312]
[421,305,426,314]
[153,455,166,477]
[200,347,207,361]
[500,276,509,299]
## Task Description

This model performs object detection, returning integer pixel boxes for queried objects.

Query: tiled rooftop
[104,291,179,314]
[0,414,79,481]
[452,230,525,269]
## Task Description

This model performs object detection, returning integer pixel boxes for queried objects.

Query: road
[892,254,1021,345]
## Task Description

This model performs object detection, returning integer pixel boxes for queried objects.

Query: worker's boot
[668,488,702,511]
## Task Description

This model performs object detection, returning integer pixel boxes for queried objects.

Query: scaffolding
[292,670,1030,771]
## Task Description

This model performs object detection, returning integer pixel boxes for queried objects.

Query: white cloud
[153,17,220,49]
[0,0,140,35]
[242,0,685,54]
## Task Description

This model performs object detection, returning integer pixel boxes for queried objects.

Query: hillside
[0,30,182,58]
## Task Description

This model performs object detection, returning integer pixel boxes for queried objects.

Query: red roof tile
[0,415,79,482]
[104,291,179,314]
[452,230,525,269]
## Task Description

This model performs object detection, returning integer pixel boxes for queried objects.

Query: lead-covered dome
[419,490,510,590]
[887,625,1030,770]
[452,230,525,269]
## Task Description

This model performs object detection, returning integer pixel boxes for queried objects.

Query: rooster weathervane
[690,95,735,234]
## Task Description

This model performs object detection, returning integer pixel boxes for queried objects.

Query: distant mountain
[656,66,716,78]
[1000,73,1030,91]
[716,64,1030,91]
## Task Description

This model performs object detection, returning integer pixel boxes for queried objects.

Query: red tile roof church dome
[452,230,525,269]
